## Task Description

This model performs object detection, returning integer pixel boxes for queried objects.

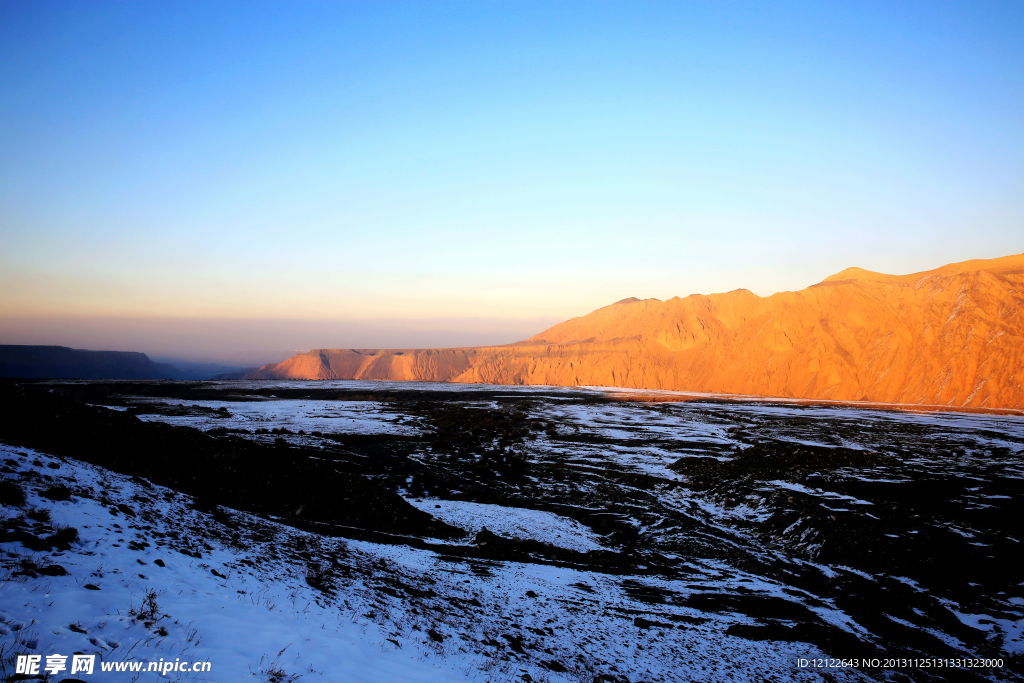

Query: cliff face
[247,254,1024,409]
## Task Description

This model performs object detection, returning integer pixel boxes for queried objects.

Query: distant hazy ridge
[248,254,1024,410]
[0,345,173,379]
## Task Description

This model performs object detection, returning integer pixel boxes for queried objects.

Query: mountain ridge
[247,254,1024,409]
[0,345,176,380]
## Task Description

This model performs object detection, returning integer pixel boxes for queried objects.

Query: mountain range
[247,254,1024,410]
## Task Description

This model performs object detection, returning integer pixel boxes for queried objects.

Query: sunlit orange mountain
[248,254,1024,409]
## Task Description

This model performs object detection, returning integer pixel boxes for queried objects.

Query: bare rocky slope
[247,254,1024,410]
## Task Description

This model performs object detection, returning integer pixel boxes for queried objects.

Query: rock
[633,616,674,629]
[473,527,501,546]
[502,633,527,654]
[0,480,26,506]
[41,484,73,501]
[38,564,68,576]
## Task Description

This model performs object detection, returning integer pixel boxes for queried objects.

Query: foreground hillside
[248,254,1024,410]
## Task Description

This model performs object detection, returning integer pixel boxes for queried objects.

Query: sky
[1,1,1021,364]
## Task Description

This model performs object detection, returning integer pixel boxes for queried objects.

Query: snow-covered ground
[128,398,419,437]
[0,443,848,682]
[0,444,463,682]
[405,499,604,553]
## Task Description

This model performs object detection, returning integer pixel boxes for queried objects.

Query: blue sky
[1,1,1021,361]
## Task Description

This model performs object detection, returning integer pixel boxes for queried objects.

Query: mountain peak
[822,266,888,283]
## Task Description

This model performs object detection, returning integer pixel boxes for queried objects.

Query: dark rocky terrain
[1,379,1022,681]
